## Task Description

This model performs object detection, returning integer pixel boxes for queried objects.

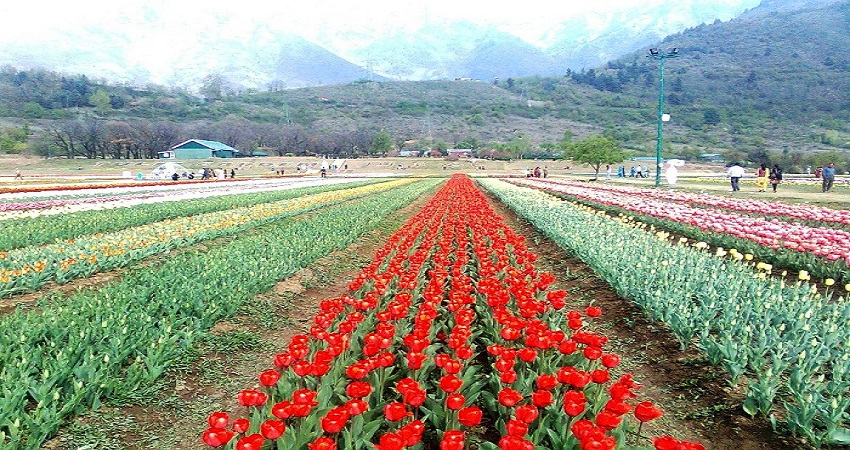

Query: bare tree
[135,121,182,158]
[74,119,110,158]
[45,120,83,158]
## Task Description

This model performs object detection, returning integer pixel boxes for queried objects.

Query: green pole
[655,57,665,188]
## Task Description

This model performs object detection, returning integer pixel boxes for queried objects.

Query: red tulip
[494,357,515,372]
[595,410,622,430]
[559,340,578,355]
[536,374,558,390]
[442,358,462,374]
[563,390,587,417]
[307,437,337,450]
[273,352,294,368]
[235,434,265,450]
[377,352,395,367]
[499,370,518,384]
[634,401,664,422]
[321,407,350,433]
[398,419,425,446]
[568,370,592,388]
[586,305,602,317]
[292,360,313,376]
[207,412,229,429]
[653,436,679,450]
[446,393,466,410]
[345,363,369,379]
[498,388,523,407]
[605,399,632,415]
[517,347,537,362]
[455,345,474,360]
[515,404,539,424]
[237,389,267,407]
[260,419,285,440]
[374,432,405,450]
[498,435,535,450]
[384,402,412,421]
[406,351,428,369]
[346,381,372,398]
[591,369,610,384]
[402,388,427,407]
[601,353,620,368]
[439,430,465,450]
[505,418,529,436]
[292,389,318,406]
[457,406,483,427]
[258,369,280,387]
[583,346,603,360]
[345,399,369,416]
[439,374,463,393]
[231,418,250,434]
[271,401,291,419]
[202,428,235,447]
[531,389,553,408]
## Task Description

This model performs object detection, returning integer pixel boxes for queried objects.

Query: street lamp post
[647,48,679,187]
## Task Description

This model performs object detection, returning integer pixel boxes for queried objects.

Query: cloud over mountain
[0,0,765,91]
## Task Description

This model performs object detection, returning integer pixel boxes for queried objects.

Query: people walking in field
[726,163,745,192]
[755,164,768,192]
[642,165,649,178]
[768,164,783,193]
[665,161,679,187]
[230,168,235,179]
[822,162,836,192]
[605,165,612,180]
[14,168,22,180]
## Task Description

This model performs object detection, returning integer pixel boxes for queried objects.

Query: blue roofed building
[161,139,244,159]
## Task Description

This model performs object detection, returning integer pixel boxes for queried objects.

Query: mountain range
[0,1,804,92]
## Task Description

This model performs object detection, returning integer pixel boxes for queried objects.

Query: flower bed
[0,180,380,251]
[201,175,701,450]
[0,178,369,220]
[480,178,850,448]
[510,178,850,283]
[0,178,439,449]
[535,178,850,227]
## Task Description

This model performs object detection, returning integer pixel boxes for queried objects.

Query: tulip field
[509,178,850,284]
[0,173,847,450]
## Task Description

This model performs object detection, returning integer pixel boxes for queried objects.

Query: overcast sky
[0,0,760,48]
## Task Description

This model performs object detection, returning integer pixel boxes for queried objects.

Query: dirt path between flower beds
[43,187,804,450]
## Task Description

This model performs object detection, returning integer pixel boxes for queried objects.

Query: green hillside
[0,1,849,172]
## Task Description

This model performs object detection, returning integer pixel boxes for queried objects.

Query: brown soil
[40,184,805,450]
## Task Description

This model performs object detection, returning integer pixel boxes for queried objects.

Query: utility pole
[647,48,679,188]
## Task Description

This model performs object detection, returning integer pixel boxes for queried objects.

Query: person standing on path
[822,162,836,192]
[14,168,22,180]
[755,164,768,192]
[726,163,745,192]
[769,164,783,193]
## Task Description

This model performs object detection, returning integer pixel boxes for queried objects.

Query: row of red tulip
[201,175,703,450]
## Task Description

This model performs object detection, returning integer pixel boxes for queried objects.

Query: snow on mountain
[0,0,771,90]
